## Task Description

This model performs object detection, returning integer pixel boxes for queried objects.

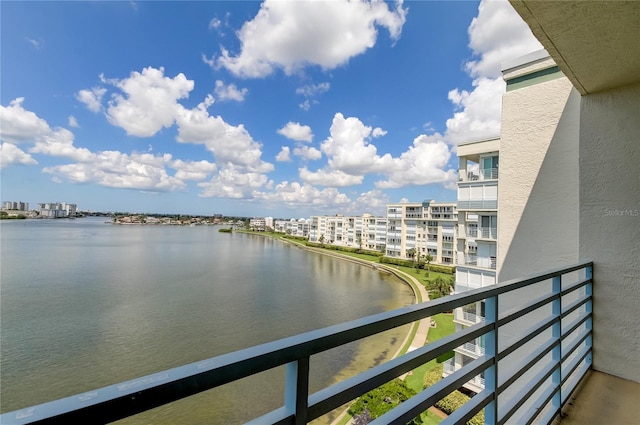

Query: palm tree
[425,254,433,277]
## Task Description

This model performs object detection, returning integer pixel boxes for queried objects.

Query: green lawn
[404,313,455,424]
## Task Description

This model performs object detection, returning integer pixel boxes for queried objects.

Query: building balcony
[454,308,486,325]
[461,256,497,270]
[473,227,497,240]
[458,167,498,183]
[456,341,486,357]
[4,261,634,425]
[457,199,498,210]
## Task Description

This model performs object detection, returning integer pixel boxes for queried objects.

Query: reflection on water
[0,219,414,423]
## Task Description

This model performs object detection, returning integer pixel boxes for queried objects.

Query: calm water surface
[0,218,414,423]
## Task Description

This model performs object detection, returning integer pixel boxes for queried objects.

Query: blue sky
[0,0,540,217]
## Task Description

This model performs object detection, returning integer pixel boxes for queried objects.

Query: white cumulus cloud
[375,134,458,189]
[214,0,407,78]
[197,164,271,198]
[0,143,38,168]
[292,145,322,161]
[444,0,542,145]
[214,80,248,101]
[105,67,194,137]
[76,87,107,113]
[299,167,363,187]
[0,98,52,144]
[253,181,351,208]
[276,146,291,162]
[175,96,273,173]
[277,122,313,142]
[321,113,394,175]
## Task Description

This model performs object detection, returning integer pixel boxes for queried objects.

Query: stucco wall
[579,82,640,382]
[498,76,581,281]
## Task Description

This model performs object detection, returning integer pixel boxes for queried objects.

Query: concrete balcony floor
[555,371,640,425]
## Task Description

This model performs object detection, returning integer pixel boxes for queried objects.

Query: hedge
[423,364,485,425]
[379,257,455,274]
[305,241,384,257]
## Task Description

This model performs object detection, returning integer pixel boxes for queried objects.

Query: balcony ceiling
[510,1,640,95]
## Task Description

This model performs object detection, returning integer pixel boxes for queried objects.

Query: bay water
[0,218,414,423]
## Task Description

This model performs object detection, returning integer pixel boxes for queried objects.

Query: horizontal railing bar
[536,402,561,425]
[560,277,591,297]
[498,292,557,327]
[560,313,590,346]
[561,295,590,321]
[523,382,558,425]
[307,323,490,420]
[441,390,493,425]
[561,343,591,385]
[488,261,592,297]
[498,314,559,360]
[369,356,492,425]
[498,337,557,395]
[498,360,556,425]
[561,328,591,372]
[245,407,293,425]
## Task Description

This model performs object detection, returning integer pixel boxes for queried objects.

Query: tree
[429,276,454,299]
[319,234,325,247]
[357,235,363,253]
[349,379,422,424]
[425,254,433,277]
[406,248,416,261]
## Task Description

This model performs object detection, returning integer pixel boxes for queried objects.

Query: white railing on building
[455,309,486,324]
[458,200,498,210]
[459,341,486,356]
[478,227,498,239]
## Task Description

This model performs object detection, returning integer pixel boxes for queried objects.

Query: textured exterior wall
[498,76,581,281]
[579,82,640,382]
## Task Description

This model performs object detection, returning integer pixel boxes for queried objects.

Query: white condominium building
[385,201,457,265]
[274,218,311,237]
[445,47,594,393]
[2,201,29,211]
[309,214,387,252]
[447,136,500,393]
[37,202,77,218]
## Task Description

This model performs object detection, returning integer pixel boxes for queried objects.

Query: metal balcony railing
[478,227,498,239]
[482,168,499,180]
[455,309,486,324]
[1,261,593,425]
[458,199,498,210]
[459,341,486,356]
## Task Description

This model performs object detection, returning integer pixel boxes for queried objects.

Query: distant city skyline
[0,0,541,217]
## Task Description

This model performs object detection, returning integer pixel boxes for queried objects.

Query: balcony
[458,168,498,183]
[1,262,603,425]
[457,341,486,357]
[454,308,486,324]
[477,227,497,240]
[457,199,498,210]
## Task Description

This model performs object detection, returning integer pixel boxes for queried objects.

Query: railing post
[551,275,562,420]
[585,265,593,367]
[484,295,498,425]
[285,358,310,425]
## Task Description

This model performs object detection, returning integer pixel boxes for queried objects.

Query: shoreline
[248,232,433,425]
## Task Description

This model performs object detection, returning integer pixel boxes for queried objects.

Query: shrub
[423,364,484,425]
[349,379,422,424]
